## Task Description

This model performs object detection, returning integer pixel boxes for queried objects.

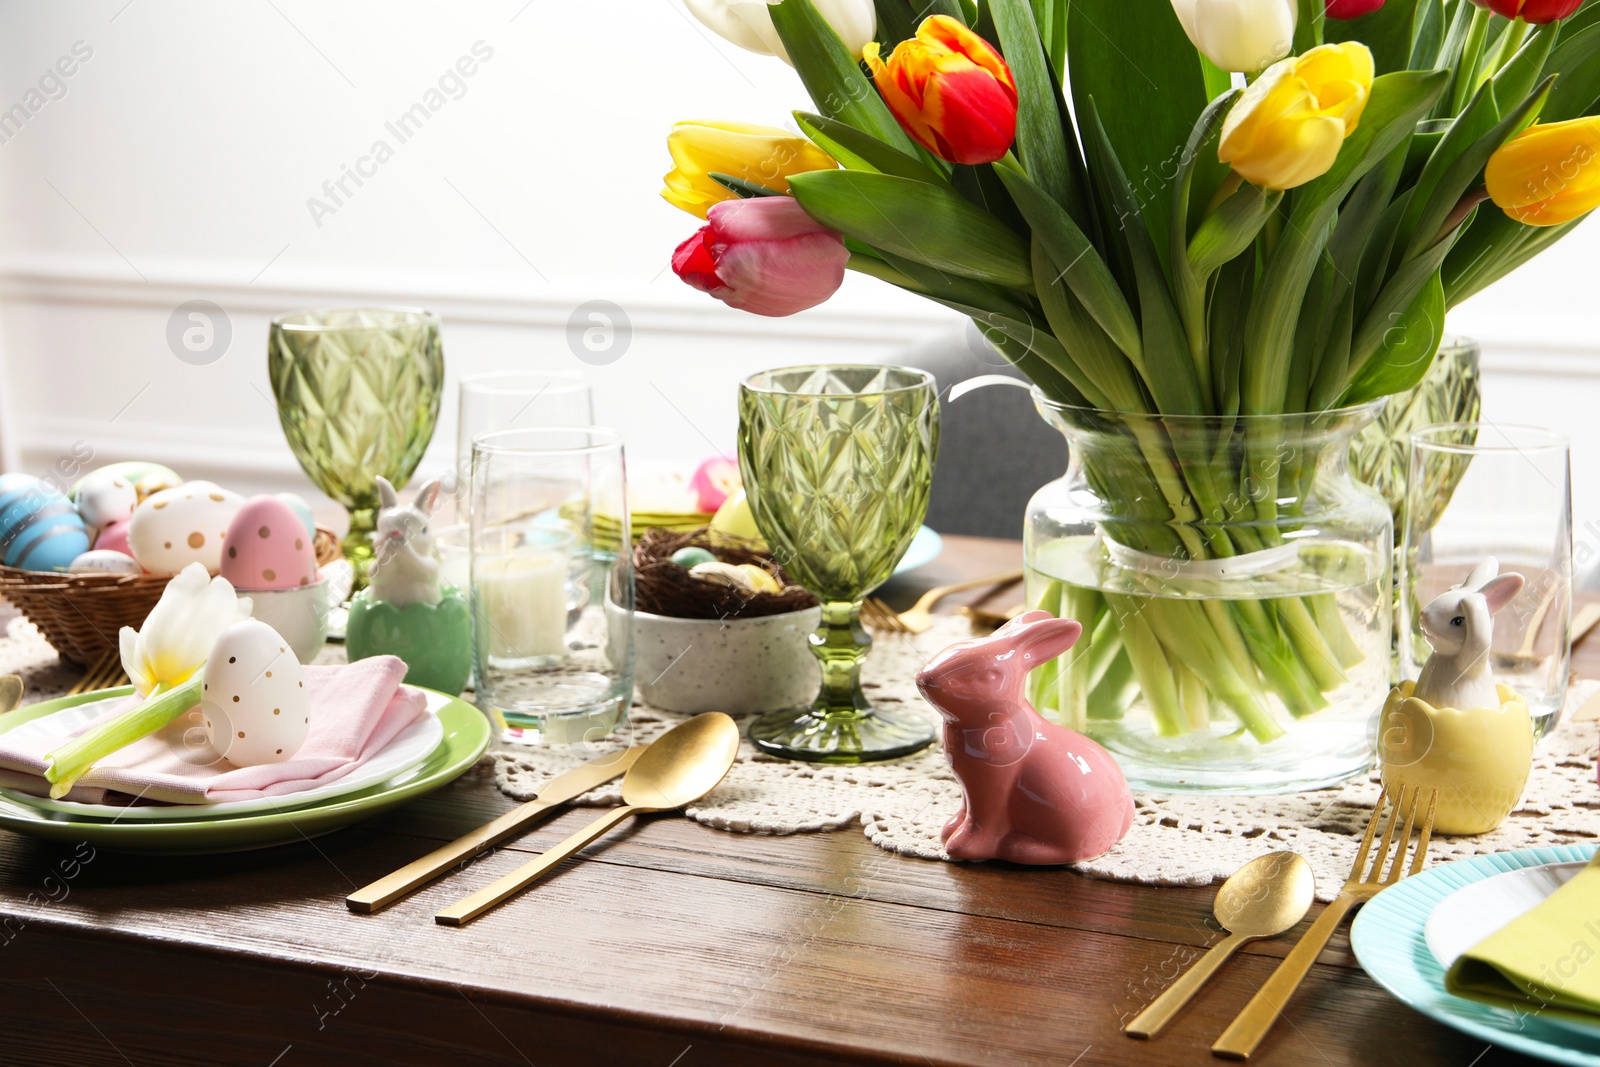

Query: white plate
[1424,860,1598,1038]
[0,689,446,821]
[893,526,943,576]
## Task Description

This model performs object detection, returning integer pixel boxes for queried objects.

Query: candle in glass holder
[474,548,569,661]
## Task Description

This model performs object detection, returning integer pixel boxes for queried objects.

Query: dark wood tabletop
[0,535,1590,1067]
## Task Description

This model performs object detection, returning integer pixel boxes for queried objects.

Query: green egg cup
[345,585,473,697]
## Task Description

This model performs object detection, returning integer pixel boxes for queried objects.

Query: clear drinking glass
[738,365,940,763]
[470,428,633,744]
[1400,423,1572,737]
[457,372,594,479]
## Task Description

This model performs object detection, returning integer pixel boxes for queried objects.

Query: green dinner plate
[0,688,491,854]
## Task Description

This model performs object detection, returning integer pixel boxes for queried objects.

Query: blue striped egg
[0,473,91,572]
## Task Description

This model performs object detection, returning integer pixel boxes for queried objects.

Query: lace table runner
[493,616,1600,902]
[3,614,1594,900]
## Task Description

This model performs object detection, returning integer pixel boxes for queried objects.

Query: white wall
[0,0,1593,540]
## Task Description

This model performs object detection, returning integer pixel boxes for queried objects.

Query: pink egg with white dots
[220,496,318,591]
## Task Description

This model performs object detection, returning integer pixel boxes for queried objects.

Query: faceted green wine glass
[739,365,940,763]
[268,308,444,585]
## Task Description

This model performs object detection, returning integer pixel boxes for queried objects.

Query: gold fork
[1212,785,1438,1060]
[66,651,130,696]
[861,597,913,636]
[865,568,1026,636]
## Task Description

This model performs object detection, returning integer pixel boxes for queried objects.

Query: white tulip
[121,562,252,695]
[1170,0,1297,73]
[685,0,878,64]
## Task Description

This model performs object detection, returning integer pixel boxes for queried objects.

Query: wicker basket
[0,527,345,667]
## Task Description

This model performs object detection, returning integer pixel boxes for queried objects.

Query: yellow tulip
[1486,118,1600,227]
[1218,42,1373,191]
[661,120,837,219]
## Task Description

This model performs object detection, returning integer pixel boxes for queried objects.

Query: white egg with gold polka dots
[127,480,245,576]
[200,619,310,766]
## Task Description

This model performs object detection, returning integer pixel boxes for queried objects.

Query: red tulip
[672,197,849,317]
[1326,0,1385,16]
[863,15,1018,165]
[1478,0,1581,21]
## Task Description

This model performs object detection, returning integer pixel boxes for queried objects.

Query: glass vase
[1024,393,1392,794]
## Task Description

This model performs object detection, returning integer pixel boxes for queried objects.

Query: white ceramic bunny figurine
[368,475,443,608]
[1412,557,1525,711]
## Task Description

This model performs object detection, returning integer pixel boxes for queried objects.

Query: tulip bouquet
[662,0,1600,753]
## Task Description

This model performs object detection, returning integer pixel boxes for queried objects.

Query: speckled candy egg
[70,462,180,505]
[0,473,91,572]
[220,496,318,591]
[94,519,134,557]
[68,550,141,575]
[73,471,138,529]
[128,481,245,576]
[201,619,310,766]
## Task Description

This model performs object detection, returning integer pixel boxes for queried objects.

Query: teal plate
[1351,845,1600,1066]
[0,688,491,854]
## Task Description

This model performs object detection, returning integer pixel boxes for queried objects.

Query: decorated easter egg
[134,471,184,503]
[74,471,138,529]
[709,488,766,549]
[201,619,310,766]
[70,462,180,503]
[274,493,317,538]
[68,549,141,575]
[689,560,756,593]
[220,496,319,591]
[0,473,91,572]
[94,518,133,557]
[670,546,716,569]
[128,481,245,576]
[735,563,781,594]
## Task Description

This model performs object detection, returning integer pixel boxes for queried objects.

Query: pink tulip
[671,197,848,317]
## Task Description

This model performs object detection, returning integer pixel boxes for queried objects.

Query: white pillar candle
[474,549,569,659]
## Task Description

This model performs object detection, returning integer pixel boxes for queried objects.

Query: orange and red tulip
[863,15,1017,166]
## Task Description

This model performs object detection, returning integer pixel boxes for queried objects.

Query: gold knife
[346,746,645,914]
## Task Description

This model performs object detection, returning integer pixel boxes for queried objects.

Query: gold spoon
[1124,851,1315,1039]
[436,712,741,927]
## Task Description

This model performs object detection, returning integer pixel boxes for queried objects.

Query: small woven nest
[0,527,345,667]
[633,528,817,620]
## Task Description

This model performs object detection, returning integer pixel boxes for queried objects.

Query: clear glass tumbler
[1400,423,1572,737]
[469,427,633,744]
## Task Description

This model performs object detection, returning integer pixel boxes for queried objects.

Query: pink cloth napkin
[0,656,427,806]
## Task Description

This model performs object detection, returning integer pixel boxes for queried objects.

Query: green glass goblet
[268,308,445,586]
[739,365,940,763]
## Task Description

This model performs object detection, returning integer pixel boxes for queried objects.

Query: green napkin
[1446,852,1600,1024]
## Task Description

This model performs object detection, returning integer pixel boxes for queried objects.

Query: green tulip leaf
[770,0,919,156]
[1491,20,1558,114]
[1082,99,1205,415]
[1339,270,1445,405]
[1410,0,1446,70]
[1540,22,1600,122]
[792,111,948,184]
[1397,75,1551,264]
[1293,0,1325,56]
[1028,236,1146,411]
[1324,0,1421,76]
[993,162,1141,360]
[709,174,787,199]
[989,0,1083,220]
[788,170,1033,288]
[1188,183,1282,280]
[1066,0,1208,271]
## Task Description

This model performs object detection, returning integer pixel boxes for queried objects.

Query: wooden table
[0,535,1588,1067]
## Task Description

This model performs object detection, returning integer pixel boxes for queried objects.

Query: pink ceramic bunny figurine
[916,610,1134,864]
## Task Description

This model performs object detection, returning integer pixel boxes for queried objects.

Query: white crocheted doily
[494,616,1600,901]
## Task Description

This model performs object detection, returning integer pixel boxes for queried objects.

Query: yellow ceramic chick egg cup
[1378,680,1533,835]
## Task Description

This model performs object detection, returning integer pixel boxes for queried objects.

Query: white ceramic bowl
[239,579,330,664]
[632,606,820,714]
